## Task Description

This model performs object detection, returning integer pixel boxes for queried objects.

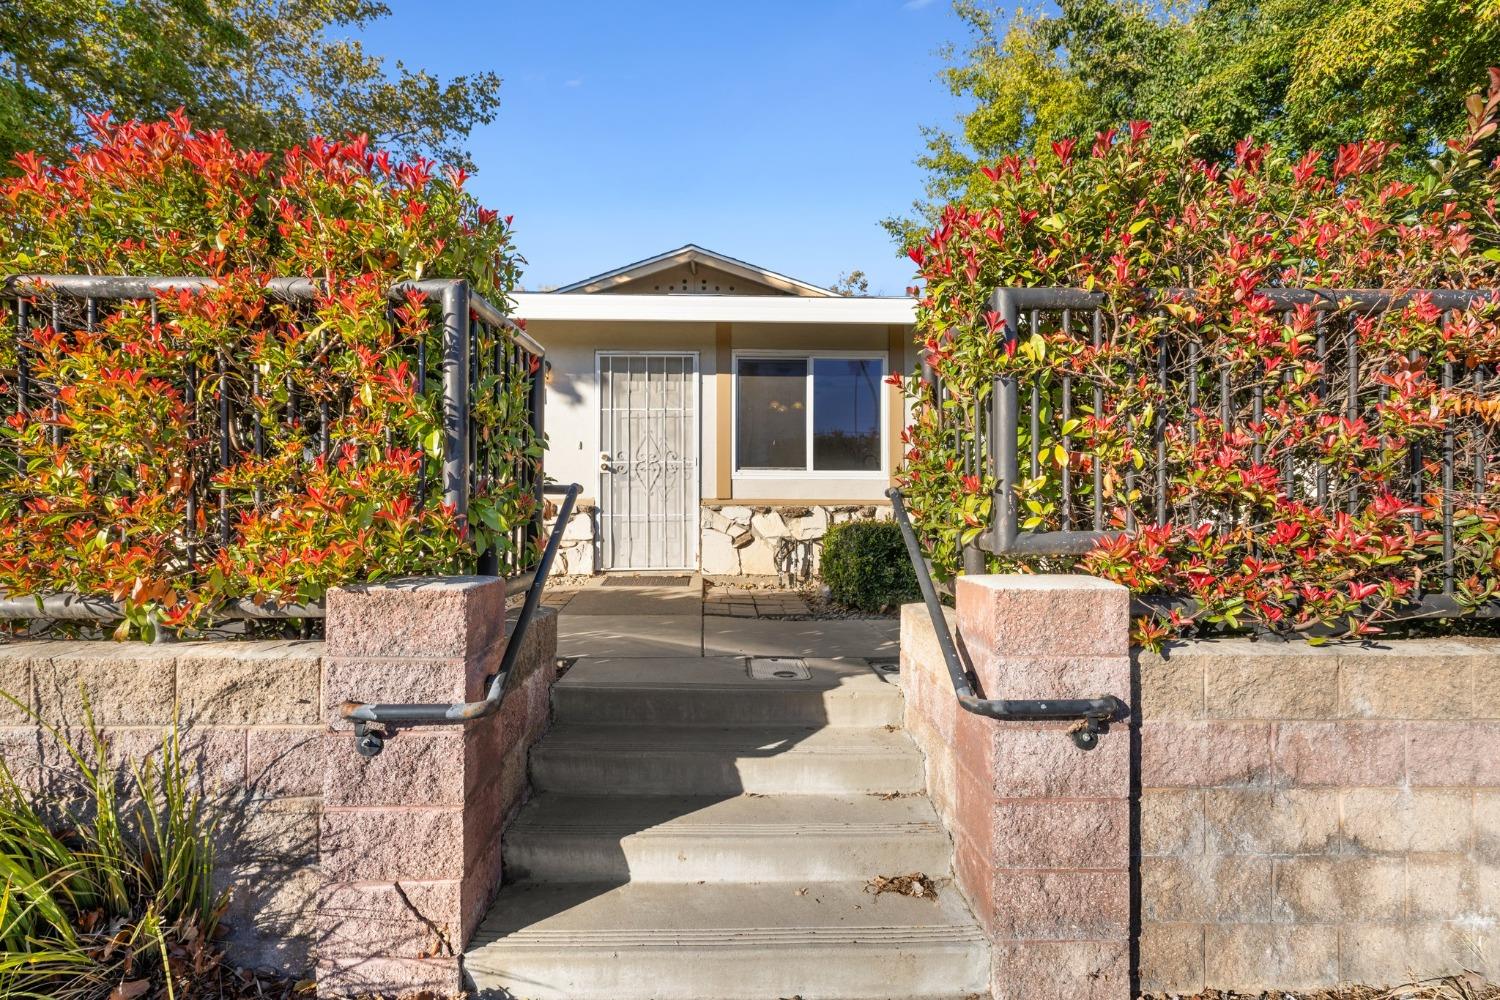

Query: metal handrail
[886,487,1126,749]
[340,482,581,757]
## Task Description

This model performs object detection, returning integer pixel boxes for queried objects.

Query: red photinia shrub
[896,73,1500,646]
[0,112,534,637]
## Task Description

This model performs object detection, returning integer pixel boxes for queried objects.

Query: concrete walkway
[550,578,900,661]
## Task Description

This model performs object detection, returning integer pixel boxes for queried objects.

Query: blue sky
[355,1,971,295]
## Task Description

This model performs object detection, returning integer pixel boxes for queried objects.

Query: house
[512,245,917,577]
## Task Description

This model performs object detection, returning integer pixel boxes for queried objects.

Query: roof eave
[553,244,839,298]
[512,292,915,325]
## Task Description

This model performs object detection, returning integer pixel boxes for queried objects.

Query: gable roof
[553,244,838,297]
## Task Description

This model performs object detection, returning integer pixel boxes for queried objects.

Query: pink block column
[952,574,1133,1000]
[316,577,557,998]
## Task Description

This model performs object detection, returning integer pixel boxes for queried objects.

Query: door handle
[598,451,613,473]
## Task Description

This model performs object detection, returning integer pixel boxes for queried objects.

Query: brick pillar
[950,575,1132,1000]
[316,577,558,997]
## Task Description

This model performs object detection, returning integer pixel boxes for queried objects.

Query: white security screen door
[598,353,699,570]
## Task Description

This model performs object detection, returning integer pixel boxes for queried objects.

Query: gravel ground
[1142,976,1499,1000]
[229,972,1497,999]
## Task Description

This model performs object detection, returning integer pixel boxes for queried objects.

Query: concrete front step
[464,880,989,1000]
[530,723,926,796]
[503,792,953,883]
[553,656,904,728]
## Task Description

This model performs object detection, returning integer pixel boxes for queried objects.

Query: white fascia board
[512,293,916,326]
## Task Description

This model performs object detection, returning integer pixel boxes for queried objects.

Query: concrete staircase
[465,656,990,1000]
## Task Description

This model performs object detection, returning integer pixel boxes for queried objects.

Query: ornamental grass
[0,697,232,1000]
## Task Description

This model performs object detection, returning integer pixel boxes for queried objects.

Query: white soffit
[511,292,916,326]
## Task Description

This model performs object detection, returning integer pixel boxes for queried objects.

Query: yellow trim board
[714,322,733,498]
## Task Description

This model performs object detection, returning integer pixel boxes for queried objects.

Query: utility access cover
[748,657,810,680]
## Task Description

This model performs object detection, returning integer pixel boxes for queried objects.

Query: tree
[889,0,1500,240]
[0,0,501,168]
[831,269,871,296]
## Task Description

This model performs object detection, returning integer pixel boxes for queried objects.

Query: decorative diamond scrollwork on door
[598,353,698,570]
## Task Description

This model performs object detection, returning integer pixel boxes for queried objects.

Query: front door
[597,352,699,570]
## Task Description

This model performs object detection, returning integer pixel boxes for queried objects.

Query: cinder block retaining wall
[317,579,557,996]
[0,638,325,973]
[1138,637,1499,993]
[0,577,558,998]
[902,577,1500,1000]
[902,576,1134,1000]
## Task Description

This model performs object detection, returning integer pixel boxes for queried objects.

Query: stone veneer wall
[547,500,599,577]
[1138,638,1499,992]
[543,500,894,580]
[903,577,1500,1000]
[0,638,325,974]
[0,578,560,998]
[700,502,892,580]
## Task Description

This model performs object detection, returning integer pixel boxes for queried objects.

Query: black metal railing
[0,274,547,622]
[887,487,1126,749]
[343,482,580,757]
[920,287,1499,593]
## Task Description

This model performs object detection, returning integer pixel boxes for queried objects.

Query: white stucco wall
[524,313,916,568]
[533,320,718,502]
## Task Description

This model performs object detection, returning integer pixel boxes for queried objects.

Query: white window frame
[730,349,889,480]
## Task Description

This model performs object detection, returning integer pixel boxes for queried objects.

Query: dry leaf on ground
[865,872,939,900]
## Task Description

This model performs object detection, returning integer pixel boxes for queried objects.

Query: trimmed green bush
[821,520,920,613]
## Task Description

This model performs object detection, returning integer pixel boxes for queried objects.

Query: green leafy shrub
[821,520,920,613]
[0,703,228,1000]
[0,113,535,636]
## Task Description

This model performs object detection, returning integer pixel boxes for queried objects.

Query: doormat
[601,575,692,587]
